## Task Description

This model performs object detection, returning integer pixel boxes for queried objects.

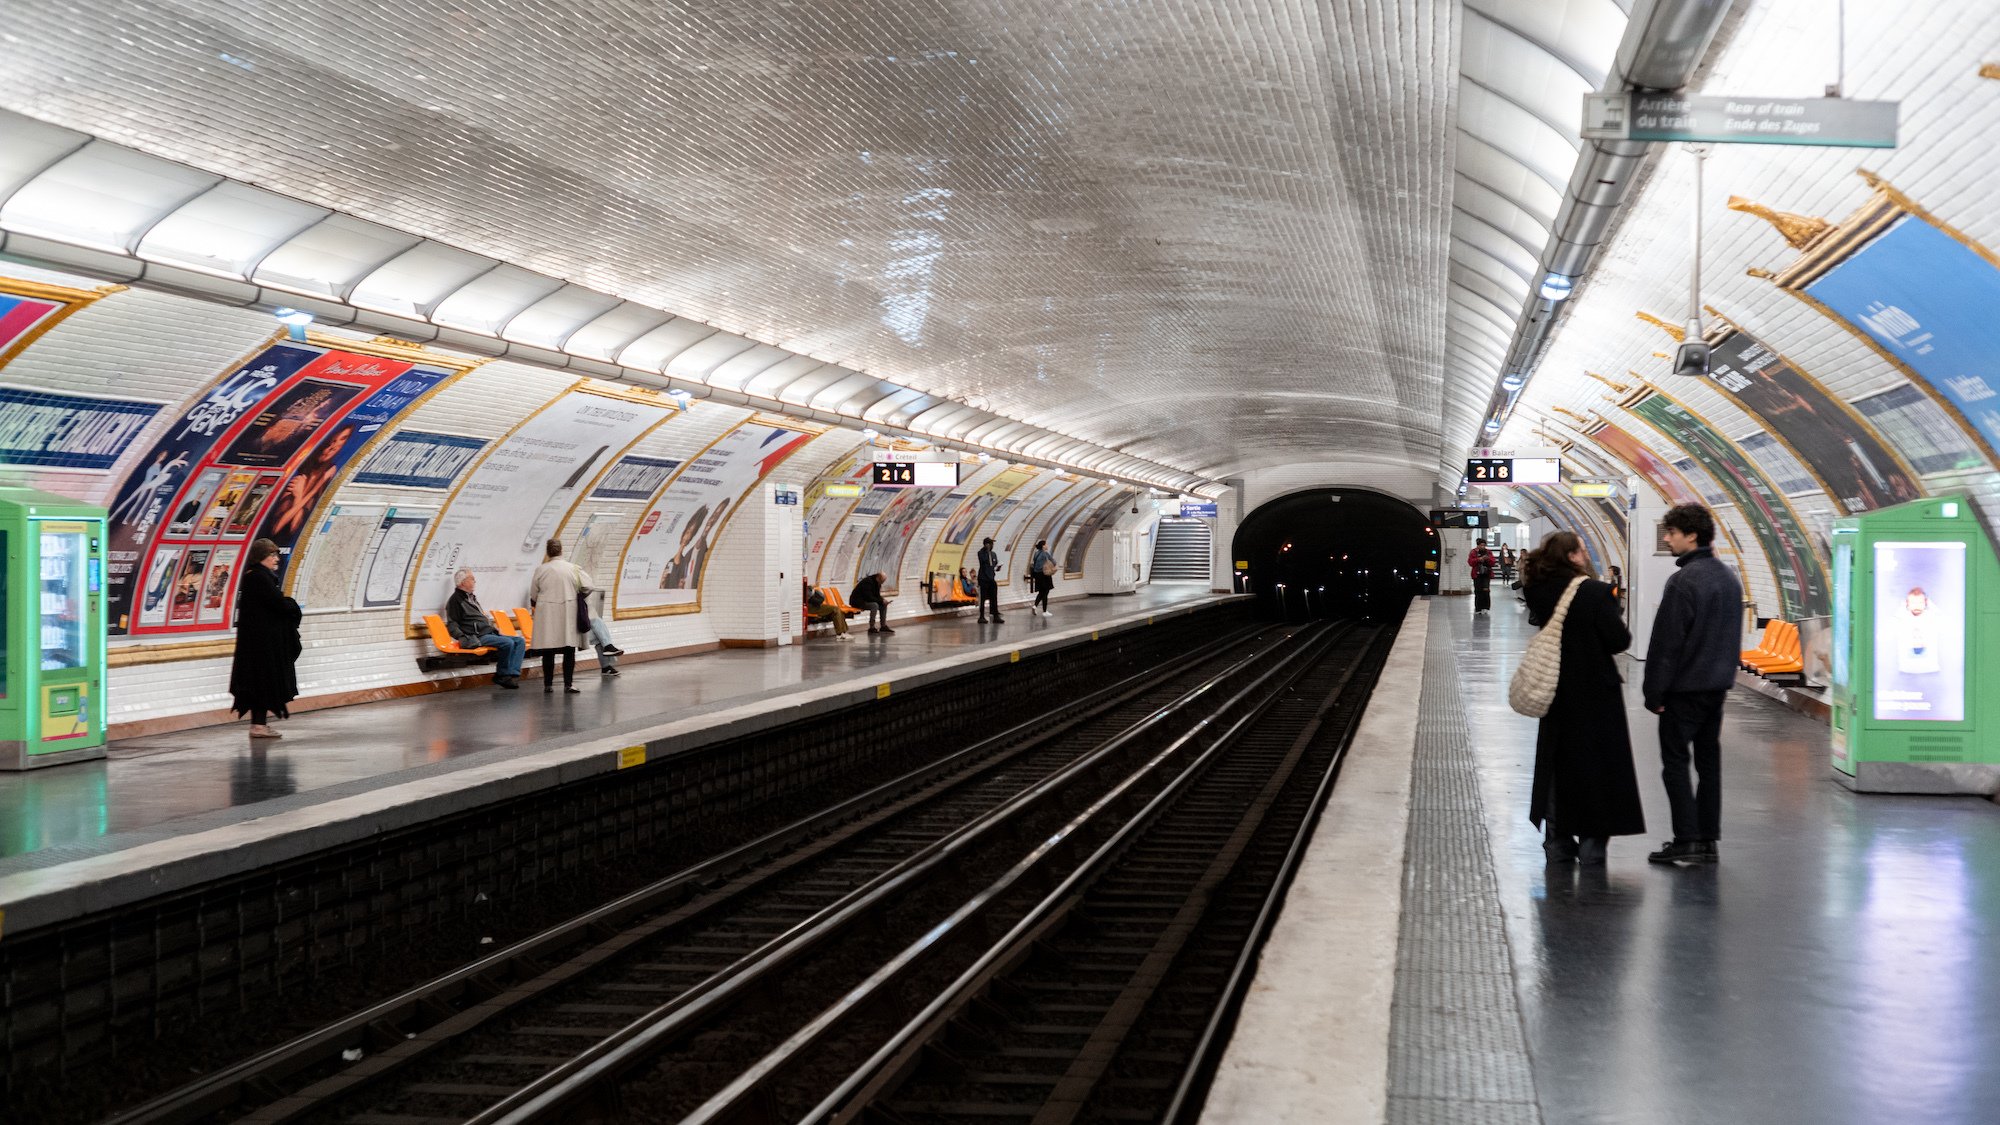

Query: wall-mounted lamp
[666,388,693,412]
[861,428,880,444]
[273,307,313,342]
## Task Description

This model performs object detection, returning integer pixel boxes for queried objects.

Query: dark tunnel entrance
[1232,488,1437,620]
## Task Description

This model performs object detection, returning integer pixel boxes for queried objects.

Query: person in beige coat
[529,538,587,694]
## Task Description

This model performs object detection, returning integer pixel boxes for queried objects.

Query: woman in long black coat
[230,537,302,739]
[1521,530,1646,863]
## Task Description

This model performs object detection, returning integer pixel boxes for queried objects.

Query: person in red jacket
[1468,538,1497,613]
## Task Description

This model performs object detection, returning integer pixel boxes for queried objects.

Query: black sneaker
[601,644,625,657]
[1647,839,1711,865]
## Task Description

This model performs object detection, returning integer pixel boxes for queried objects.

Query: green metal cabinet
[1829,496,2000,793]
[0,487,108,769]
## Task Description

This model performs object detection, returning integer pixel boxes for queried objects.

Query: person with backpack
[1029,539,1057,616]
[1520,530,1645,864]
[1468,537,1498,613]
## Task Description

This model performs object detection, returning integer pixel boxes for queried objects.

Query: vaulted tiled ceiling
[0,0,1628,491]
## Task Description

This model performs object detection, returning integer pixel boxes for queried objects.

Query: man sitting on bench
[447,568,525,689]
[805,579,851,639]
[852,571,893,635]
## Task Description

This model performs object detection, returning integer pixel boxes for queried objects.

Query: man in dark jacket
[1642,504,1743,864]
[851,571,893,634]
[446,569,525,688]
[976,537,1005,623]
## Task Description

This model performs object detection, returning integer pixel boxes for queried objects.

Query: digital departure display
[1429,508,1488,529]
[1466,456,1560,485]
[872,461,959,487]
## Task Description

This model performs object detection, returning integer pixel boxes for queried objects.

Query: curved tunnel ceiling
[0,0,1627,497]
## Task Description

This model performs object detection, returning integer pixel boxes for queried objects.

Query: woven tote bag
[1508,576,1586,718]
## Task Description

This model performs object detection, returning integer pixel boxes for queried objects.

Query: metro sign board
[1583,92,1897,148]
[1466,456,1559,485]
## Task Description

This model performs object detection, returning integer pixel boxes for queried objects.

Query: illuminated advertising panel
[1871,541,1966,722]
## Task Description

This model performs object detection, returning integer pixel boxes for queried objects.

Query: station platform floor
[0,583,1224,935]
[1207,595,2000,1125]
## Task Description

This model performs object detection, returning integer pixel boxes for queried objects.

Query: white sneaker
[1042,610,1052,616]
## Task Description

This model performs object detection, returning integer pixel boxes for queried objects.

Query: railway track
[102,618,1322,1125]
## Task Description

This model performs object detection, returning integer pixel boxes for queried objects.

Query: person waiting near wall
[1029,539,1057,616]
[229,537,302,738]
[851,571,893,634]
[446,569,526,688]
[977,537,1005,623]
[529,538,587,694]
[578,579,624,675]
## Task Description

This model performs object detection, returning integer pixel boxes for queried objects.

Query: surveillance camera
[1671,340,1712,377]
[1130,504,1140,514]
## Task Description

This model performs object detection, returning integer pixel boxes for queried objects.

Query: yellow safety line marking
[617,745,647,769]
[877,683,893,700]
[1009,650,1021,663]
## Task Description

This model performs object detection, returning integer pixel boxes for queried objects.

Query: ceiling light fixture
[1538,274,1574,302]
[272,306,313,341]
[1501,373,1525,391]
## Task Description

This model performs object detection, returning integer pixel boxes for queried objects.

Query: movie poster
[105,342,455,637]
[615,418,817,612]
[1586,424,1701,505]
[1871,541,1966,722]
[1705,329,1919,512]
[926,465,1038,578]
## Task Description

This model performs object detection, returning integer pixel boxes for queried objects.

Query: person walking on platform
[852,571,893,634]
[1029,539,1057,616]
[446,569,525,688]
[529,538,586,694]
[1643,504,1743,865]
[229,537,302,738]
[1468,537,1497,613]
[977,537,1005,623]
[1498,544,1517,582]
[1521,530,1646,864]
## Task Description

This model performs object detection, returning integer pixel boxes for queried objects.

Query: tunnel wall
[0,262,1152,731]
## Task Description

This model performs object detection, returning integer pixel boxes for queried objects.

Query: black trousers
[1658,690,1727,841]
[1472,579,1491,612]
[979,579,1001,619]
[1034,580,1050,612]
[541,646,576,688]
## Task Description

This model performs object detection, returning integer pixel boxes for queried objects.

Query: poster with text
[855,486,955,596]
[353,431,489,489]
[1871,541,1966,722]
[1629,394,1829,619]
[105,342,452,636]
[1705,329,1919,512]
[616,418,816,612]
[1586,424,1700,504]
[1063,490,1139,575]
[590,455,683,501]
[411,385,675,622]
[927,466,1037,578]
[362,515,431,608]
[0,386,160,470]
[818,482,897,585]
[991,474,1083,585]
[1037,483,1108,567]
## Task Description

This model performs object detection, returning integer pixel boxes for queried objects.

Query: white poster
[616,417,818,613]
[363,515,431,608]
[991,474,1081,585]
[409,385,675,622]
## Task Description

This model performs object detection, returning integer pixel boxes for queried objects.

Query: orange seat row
[804,586,861,625]
[1741,619,1803,675]
[933,571,978,606]
[422,608,537,658]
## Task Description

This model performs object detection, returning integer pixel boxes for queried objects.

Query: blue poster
[1805,216,2000,463]
[353,430,489,489]
[0,386,161,470]
[589,454,682,500]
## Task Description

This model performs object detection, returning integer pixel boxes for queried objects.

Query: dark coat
[445,588,491,647]
[1524,574,1646,838]
[850,573,885,607]
[229,565,302,719]
[1641,546,1744,709]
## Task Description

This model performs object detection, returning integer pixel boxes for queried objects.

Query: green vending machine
[0,487,109,770]
[1829,496,2000,793]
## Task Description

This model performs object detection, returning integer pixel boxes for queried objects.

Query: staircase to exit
[1151,518,1212,581]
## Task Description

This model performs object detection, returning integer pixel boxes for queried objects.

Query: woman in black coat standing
[1521,530,1645,863]
[230,537,302,739]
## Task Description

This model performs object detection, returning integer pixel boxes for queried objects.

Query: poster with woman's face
[217,379,362,468]
[170,548,210,625]
[199,546,240,624]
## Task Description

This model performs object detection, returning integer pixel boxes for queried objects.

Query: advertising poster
[1803,215,2000,463]
[1627,393,1830,620]
[352,431,489,489]
[1037,482,1109,564]
[1705,329,1919,512]
[927,465,1037,578]
[991,474,1084,585]
[855,486,955,596]
[1853,383,1989,475]
[1587,424,1701,505]
[590,455,683,501]
[1871,541,1966,722]
[615,417,817,613]
[1063,490,1139,575]
[0,277,105,367]
[0,386,161,470]
[1738,432,1818,496]
[105,341,455,637]
[362,515,430,608]
[411,384,676,622]
[819,484,897,586]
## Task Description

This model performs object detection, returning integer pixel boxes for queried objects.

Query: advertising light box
[1871,541,1966,722]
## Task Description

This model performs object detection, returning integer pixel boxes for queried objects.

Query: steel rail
[465,623,1331,1125]
[99,622,1272,1125]
[672,623,1355,1125]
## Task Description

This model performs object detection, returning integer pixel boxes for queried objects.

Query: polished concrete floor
[1450,599,2000,1125]
[0,584,1219,861]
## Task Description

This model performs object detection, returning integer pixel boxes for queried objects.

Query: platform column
[708,483,796,648]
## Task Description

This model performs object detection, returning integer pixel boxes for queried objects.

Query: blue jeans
[477,632,526,677]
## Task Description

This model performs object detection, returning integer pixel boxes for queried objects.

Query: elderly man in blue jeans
[446,568,527,689]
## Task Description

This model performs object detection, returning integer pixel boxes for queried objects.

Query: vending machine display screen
[1871,541,1966,722]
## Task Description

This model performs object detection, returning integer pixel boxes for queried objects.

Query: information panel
[1871,541,1966,722]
